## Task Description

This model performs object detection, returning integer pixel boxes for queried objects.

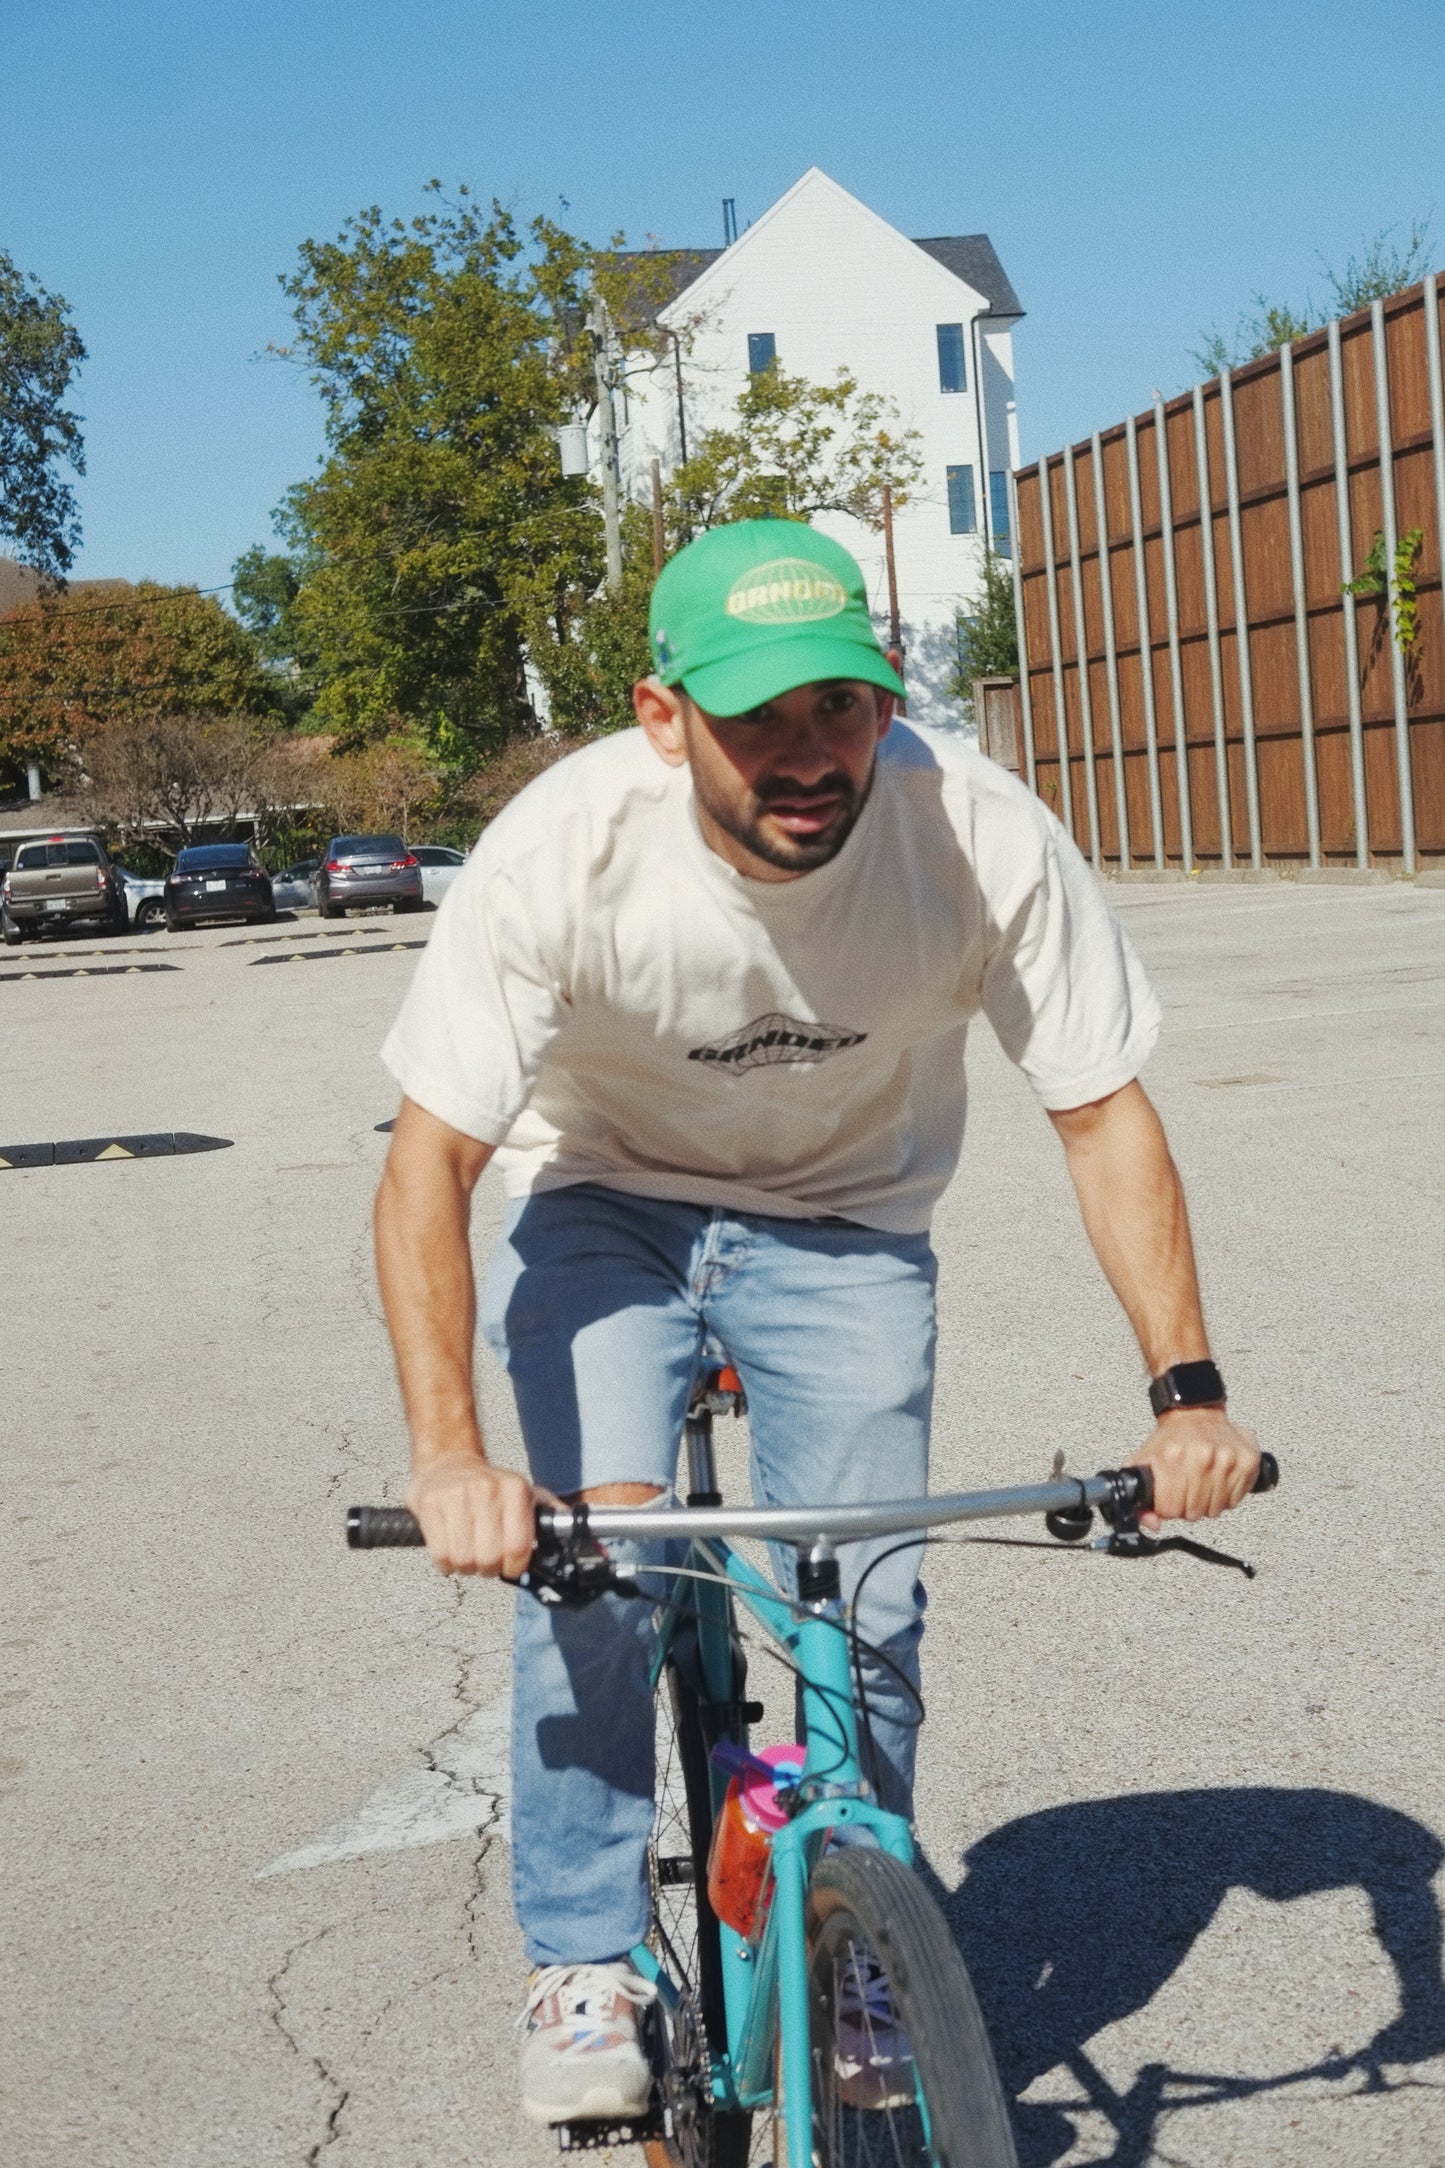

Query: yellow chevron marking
[95,1142,134,1159]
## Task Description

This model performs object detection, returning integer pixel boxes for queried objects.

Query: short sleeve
[979,825,1162,1110]
[380,861,566,1143]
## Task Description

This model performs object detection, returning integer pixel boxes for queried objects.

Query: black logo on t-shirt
[687,1012,868,1074]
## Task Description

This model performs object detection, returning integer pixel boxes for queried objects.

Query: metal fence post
[1153,394,1194,871]
[1219,369,1263,867]
[1191,384,1232,867]
[1370,298,1417,873]
[1124,414,1166,866]
[1062,443,1102,867]
[1007,468,1037,792]
[1279,344,1322,866]
[1425,274,1445,688]
[1327,318,1369,866]
[1091,431,1130,868]
[1037,458,1077,841]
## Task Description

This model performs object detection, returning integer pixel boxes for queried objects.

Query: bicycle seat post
[683,1402,721,1507]
[683,1364,744,1507]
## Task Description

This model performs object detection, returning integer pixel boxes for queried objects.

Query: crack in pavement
[268,1928,351,2164]
[259,1650,511,1876]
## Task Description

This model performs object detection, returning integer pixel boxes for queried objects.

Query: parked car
[412,843,466,906]
[1,833,128,944]
[164,843,275,930]
[314,834,424,918]
[271,857,320,912]
[116,864,168,929]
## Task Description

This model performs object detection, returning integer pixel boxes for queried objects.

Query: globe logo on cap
[725,558,849,625]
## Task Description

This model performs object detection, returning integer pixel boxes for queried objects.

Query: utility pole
[589,294,624,594]
[882,482,904,697]
[651,458,665,574]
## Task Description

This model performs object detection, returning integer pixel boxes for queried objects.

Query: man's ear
[633,676,689,767]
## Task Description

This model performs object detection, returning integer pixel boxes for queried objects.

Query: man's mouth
[758,789,848,837]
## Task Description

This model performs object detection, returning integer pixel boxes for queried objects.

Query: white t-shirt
[381,723,1161,1235]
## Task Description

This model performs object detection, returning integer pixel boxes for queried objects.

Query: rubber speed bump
[249,942,427,966]
[0,963,179,981]
[0,1131,233,1171]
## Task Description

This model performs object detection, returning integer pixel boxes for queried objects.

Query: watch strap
[1149,1359,1227,1417]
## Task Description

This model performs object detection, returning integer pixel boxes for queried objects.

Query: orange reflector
[716,1365,743,1395]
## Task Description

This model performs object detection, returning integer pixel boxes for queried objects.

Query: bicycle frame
[620,1405,935,2168]
[640,1527,913,2168]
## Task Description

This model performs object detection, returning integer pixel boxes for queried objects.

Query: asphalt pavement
[2,878,1442,2167]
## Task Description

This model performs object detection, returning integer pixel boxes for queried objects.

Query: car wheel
[1,913,23,947]
[165,909,182,933]
[320,901,341,919]
[136,898,165,929]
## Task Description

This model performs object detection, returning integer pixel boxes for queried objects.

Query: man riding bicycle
[373,519,1260,2127]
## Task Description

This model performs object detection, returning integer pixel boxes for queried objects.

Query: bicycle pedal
[555,2105,667,2150]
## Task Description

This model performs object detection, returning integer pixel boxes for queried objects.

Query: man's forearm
[1048,1079,1210,1376]
[374,1099,494,1470]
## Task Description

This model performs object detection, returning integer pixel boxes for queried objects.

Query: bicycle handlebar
[345,1452,1278,1552]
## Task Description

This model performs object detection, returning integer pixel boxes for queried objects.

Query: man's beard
[695,765,873,873]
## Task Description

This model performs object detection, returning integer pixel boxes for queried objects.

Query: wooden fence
[1009,274,1445,870]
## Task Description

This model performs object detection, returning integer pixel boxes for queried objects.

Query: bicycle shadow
[928,1786,1445,2166]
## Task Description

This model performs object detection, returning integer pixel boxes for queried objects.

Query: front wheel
[135,898,165,930]
[795,1849,1017,2168]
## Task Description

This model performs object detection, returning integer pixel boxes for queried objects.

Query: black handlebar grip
[1126,1451,1279,1515]
[346,1504,425,1548]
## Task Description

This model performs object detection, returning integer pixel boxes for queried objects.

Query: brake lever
[504,1506,641,1609]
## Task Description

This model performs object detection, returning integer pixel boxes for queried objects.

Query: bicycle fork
[729,1546,913,2165]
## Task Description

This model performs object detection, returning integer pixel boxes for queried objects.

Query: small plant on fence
[1343,527,1425,649]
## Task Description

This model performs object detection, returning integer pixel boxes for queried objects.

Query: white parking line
[257,1690,512,1876]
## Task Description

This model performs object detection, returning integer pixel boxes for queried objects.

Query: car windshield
[16,839,101,869]
[333,835,406,859]
[176,845,252,873]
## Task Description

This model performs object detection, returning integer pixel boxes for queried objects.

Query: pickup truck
[1,833,129,944]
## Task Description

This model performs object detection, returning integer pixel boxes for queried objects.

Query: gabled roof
[912,235,1024,319]
[609,204,1023,324]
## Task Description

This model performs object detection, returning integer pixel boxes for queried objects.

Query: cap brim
[677,633,906,717]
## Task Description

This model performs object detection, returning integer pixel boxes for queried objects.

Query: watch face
[1151,1360,1226,1413]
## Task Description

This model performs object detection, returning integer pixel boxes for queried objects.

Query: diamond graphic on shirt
[687,1012,868,1074]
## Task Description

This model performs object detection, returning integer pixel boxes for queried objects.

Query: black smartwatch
[1148,1359,1227,1418]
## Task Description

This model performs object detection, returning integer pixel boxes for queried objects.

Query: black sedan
[165,843,276,930]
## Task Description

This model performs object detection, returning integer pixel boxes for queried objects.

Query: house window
[989,471,1011,556]
[946,464,977,535]
[936,323,967,393]
[747,332,777,374]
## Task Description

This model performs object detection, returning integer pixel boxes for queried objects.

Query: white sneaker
[518,1962,658,2125]
[834,1950,916,2110]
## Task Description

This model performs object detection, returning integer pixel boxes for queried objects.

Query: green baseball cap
[648,519,905,717]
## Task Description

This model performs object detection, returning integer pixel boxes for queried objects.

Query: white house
[604,167,1024,730]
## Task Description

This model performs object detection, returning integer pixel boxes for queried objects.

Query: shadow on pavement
[928,1786,1445,2166]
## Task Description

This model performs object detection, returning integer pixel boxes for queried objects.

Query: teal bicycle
[348,1369,1277,2168]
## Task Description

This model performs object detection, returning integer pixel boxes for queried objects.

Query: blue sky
[4,0,1442,591]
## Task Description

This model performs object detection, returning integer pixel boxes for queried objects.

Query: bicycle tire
[647,1619,753,2168]
[795,1849,1017,2168]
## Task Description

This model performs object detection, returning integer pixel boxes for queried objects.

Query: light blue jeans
[480,1183,937,1967]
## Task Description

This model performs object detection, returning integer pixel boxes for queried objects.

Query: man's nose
[769,718,838,782]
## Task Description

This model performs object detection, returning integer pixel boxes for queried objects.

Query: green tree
[949,550,1019,706]
[0,250,86,582]
[668,363,923,536]
[269,189,603,759]
[1192,217,1434,375]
